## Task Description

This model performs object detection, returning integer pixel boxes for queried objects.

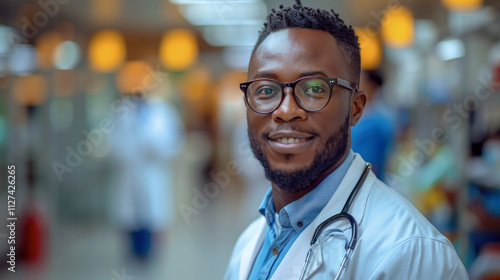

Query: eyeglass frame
[240,76,359,114]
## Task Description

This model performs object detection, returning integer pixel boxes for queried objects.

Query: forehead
[249,28,350,81]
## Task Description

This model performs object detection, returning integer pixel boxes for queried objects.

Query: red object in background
[470,243,500,280]
[20,158,48,264]
[493,63,500,90]
[21,204,47,264]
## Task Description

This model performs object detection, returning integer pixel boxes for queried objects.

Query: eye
[259,88,276,95]
[305,86,323,94]
[302,80,328,97]
[254,86,279,99]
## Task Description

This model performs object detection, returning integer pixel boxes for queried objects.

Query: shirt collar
[258,150,355,233]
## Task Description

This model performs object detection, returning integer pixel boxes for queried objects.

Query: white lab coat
[224,154,468,280]
[111,98,184,231]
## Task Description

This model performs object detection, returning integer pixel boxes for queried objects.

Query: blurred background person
[110,91,185,264]
[467,129,500,279]
[351,70,396,182]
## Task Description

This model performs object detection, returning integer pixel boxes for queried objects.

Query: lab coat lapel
[238,217,267,280]
[271,154,373,279]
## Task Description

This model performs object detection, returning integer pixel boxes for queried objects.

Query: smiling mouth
[266,133,315,155]
[267,130,316,145]
[274,137,309,144]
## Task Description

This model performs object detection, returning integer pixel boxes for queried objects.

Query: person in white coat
[224,1,468,279]
[111,92,184,260]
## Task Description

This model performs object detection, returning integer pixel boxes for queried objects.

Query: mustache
[263,124,319,139]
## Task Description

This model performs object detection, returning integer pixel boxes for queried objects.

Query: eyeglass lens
[246,78,331,113]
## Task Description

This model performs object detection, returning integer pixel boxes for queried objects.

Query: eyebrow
[300,71,328,78]
[252,72,277,79]
[252,70,328,80]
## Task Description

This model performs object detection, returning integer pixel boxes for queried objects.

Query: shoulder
[365,237,468,279]
[352,179,467,278]
[363,179,445,238]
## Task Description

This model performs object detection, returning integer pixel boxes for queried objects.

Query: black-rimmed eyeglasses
[240,77,358,114]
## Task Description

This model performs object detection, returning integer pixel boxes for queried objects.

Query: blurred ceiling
[0,0,466,33]
[0,0,499,49]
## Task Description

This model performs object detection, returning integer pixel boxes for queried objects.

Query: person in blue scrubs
[351,70,396,182]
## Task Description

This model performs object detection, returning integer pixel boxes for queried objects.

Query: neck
[271,151,349,213]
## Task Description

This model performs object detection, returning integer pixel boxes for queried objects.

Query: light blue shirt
[248,150,354,280]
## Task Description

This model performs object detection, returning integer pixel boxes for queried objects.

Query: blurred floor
[0,170,264,280]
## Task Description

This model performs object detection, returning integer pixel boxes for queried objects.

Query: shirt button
[272,248,279,255]
[297,221,303,227]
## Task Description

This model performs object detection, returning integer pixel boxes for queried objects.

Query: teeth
[276,137,306,144]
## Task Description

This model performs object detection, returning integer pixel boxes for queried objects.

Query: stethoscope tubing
[299,162,372,280]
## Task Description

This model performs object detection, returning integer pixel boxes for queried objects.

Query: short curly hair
[252,0,360,82]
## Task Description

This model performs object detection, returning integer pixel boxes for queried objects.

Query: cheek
[316,106,350,139]
[246,113,267,138]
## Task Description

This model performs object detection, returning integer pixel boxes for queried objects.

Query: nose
[271,87,308,122]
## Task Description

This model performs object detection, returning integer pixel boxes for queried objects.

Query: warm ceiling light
[381,6,414,48]
[355,27,383,70]
[441,0,482,12]
[90,0,122,24]
[13,75,48,106]
[115,61,151,94]
[181,64,211,102]
[36,31,63,70]
[88,30,126,73]
[159,29,198,71]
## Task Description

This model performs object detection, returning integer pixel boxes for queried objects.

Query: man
[351,70,396,182]
[225,1,468,279]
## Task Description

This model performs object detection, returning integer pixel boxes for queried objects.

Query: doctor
[224,1,468,279]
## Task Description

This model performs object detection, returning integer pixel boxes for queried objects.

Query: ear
[350,90,367,126]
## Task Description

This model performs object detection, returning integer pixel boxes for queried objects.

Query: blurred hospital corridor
[1,0,500,279]
[0,141,267,280]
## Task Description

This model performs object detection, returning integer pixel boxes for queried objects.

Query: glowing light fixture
[181,64,211,102]
[159,29,198,71]
[437,39,465,61]
[173,0,266,26]
[441,0,482,12]
[88,30,126,73]
[355,27,383,70]
[13,75,48,106]
[0,25,14,56]
[9,44,37,76]
[53,41,81,70]
[115,61,151,94]
[381,6,414,48]
[202,25,260,47]
[36,32,63,70]
[91,0,122,24]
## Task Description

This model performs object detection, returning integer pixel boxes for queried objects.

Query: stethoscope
[299,162,372,280]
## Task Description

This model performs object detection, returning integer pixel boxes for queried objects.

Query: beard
[249,114,350,192]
